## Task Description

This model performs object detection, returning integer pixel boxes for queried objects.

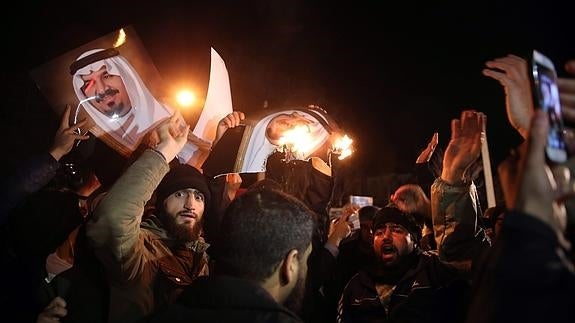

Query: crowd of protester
[1,54,575,323]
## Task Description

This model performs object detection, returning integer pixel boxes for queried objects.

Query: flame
[113,28,127,48]
[332,134,353,160]
[278,125,314,154]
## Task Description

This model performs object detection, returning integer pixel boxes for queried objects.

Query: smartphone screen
[532,50,568,163]
[348,195,373,231]
[349,195,374,208]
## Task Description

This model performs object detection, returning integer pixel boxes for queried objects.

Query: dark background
[3,0,575,179]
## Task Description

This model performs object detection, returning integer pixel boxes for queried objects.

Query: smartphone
[348,212,360,231]
[531,50,568,163]
[348,195,373,231]
[349,195,374,208]
[328,207,344,220]
[328,207,361,232]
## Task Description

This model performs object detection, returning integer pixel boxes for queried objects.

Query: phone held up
[531,50,568,164]
[348,195,373,231]
[328,195,373,232]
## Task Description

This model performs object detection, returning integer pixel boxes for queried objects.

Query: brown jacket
[86,151,208,323]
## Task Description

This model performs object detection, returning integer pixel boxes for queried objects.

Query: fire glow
[332,135,353,160]
[278,125,314,154]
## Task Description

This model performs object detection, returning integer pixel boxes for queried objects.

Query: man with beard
[144,188,315,323]
[337,206,470,323]
[86,113,211,323]
[70,48,213,166]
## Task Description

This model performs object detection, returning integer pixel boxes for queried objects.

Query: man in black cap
[86,114,211,323]
[337,206,470,323]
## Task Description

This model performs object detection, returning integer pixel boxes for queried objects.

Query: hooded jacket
[86,150,208,323]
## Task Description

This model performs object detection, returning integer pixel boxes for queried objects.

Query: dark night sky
[3,0,575,178]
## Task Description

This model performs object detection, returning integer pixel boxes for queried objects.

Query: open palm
[441,111,485,184]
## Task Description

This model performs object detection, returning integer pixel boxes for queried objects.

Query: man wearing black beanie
[86,114,211,323]
[338,206,471,323]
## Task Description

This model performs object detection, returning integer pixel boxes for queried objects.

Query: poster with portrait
[30,25,171,157]
[203,105,343,178]
[30,26,233,165]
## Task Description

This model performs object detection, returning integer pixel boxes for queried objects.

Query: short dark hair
[211,188,314,281]
[358,205,380,223]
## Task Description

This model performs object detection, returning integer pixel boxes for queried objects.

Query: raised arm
[467,110,573,323]
[483,54,534,139]
[214,110,245,146]
[0,105,89,223]
[431,110,490,264]
[49,105,90,161]
[86,113,189,280]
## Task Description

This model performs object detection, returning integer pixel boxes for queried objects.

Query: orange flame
[278,125,314,154]
[332,134,353,160]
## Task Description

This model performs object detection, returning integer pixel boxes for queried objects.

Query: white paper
[192,47,234,143]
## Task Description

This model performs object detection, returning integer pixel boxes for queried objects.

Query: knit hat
[372,207,422,243]
[155,163,211,212]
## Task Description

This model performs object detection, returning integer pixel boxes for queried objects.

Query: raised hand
[327,206,356,247]
[483,54,534,139]
[416,132,439,164]
[390,184,431,218]
[215,111,245,145]
[49,105,90,161]
[497,109,567,234]
[155,113,190,163]
[224,173,243,201]
[441,110,485,185]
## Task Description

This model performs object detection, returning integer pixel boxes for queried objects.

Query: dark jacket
[338,251,469,323]
[466,212,575,323]
[301,242,339,323]
[144,275,303,323]
[0,189,85,323]
[39,224,110,323]
[0,152,60,224]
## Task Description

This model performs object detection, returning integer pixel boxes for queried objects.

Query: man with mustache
[71,48,211,165]
[337,206,470,323]
[86,114,211,323]
[145,187,315,323]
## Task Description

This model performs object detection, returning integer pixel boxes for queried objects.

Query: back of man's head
[211,188,314,281]
[359,205,380,223]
